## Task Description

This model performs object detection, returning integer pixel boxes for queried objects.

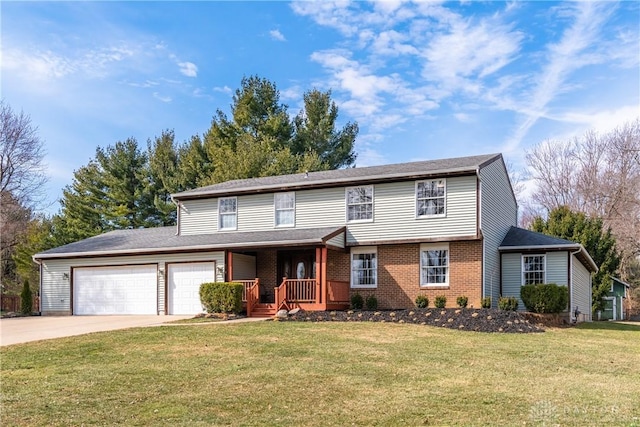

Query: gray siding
[326,231,346,249]
[501,251,570,311]
[41,251,224,315]
[546,252,568,285]
[571,255,592,321]
[180,199,216,235]
[479,157,518,306]
[501,252,522,307]
[179,176,479,245]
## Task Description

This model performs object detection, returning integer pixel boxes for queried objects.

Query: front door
[278,250,315,283]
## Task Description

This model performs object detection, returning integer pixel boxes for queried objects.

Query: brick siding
[343,241,482,309]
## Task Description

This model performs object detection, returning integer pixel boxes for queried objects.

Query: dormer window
[416,179,446,217]
[218,197,237,230]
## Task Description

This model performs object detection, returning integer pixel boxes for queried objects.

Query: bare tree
[0,100,47,210]
[0,100,47,291]
[525,119,640,283]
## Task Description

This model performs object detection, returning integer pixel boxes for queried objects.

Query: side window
[416,179,446,217]
[218,197,237,230]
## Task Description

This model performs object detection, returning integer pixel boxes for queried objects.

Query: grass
[1,321,639,426]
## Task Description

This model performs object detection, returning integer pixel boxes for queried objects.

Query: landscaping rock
[275,309,288,319]
[288,308,301,315]
[280,308,546,333]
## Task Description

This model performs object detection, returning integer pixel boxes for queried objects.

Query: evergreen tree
[292,89,358,170]
[148,130,179,226]
[531,206,620,310]
[20,279,32,315]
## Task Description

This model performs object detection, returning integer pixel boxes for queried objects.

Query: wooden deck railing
[241,279,260,317]
[275,278,319,309]
[327,280,350,303]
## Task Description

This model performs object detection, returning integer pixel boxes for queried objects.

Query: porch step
[249,303,277,317]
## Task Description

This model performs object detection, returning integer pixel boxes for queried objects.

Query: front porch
[227,247,351,317]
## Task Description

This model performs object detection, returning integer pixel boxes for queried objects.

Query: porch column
[321,247,328,307]
[315,247,322,304]
[226,251,233,282]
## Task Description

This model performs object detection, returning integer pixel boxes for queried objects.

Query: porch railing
[240,279,260,317]
[327,280,350,303]
[275,278,318,309]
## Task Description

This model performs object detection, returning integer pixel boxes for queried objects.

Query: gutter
[33,257,43,314]
[170,195,180,236]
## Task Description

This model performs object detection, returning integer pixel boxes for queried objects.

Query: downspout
[171,196,180,236]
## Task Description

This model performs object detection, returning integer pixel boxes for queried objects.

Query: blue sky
[2,1,639,214]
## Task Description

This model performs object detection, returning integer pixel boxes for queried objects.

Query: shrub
[20,280,32,315]
[351,293,364,309]
[434,295,447,308]
[498,296,519,311]
[199,282,244,314]
[481,297,492,309]
[415,295,429,308]
[365,295,378,310]
[520,283,569,314]
[456,296,468,308]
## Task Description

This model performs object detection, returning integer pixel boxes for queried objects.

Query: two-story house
[33,153,596,320]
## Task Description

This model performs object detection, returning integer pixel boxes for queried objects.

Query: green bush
[199,282,244,314]
[434,295,447,309]
[498,296,519,311]
[365,295,378,310]
[520,283,569,314]
[481,297,492,309]
[21,280,32,315]
[351,293,364,310]
[456,296,468,308]
[415,295,429,308]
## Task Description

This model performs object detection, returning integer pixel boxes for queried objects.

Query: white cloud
[178,61,198,77]
[502,2,617,153]
[269,29,286,42]
[281,85,302,101]
[153,92,172,103]
[213,85,232,94]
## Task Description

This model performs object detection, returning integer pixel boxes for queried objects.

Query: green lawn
[1,322,639,426]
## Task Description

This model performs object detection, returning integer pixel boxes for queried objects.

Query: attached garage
[73,265,158,315]
[167,262,215,315]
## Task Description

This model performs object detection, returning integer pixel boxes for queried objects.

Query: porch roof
[33,226,346,260]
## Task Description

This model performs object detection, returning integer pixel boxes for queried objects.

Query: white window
[522,255,545,285]
[351,246,377,288]
[346,186,373,222]
[274,192,295,227]
[416,179,446,217]
[218,197,237,230]
[420,243,449,286]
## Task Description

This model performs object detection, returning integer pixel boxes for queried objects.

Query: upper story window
[416,179,446,217]
[274,192,295,227]
[522,255,545,285]
[351,246,377,288]
[420,243,449,287]
[218,197,237,230]
[346,185,373,222]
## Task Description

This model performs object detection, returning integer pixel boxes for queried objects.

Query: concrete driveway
[0,315,193,346]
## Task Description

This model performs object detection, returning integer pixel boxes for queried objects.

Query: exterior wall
[571,254,592,321]
[348,241,482,310]
[326,231,345,249]
[178,176,479,244]
[327,249,350,282]
[501,251,570,311]
[179,199,215,235]
[256,249,278,301]
[40,251,224,315]
[478,157,518,306]
[231,253,257,280]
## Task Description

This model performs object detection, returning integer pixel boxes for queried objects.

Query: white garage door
[168,262,215,315]
[74,265,158,315]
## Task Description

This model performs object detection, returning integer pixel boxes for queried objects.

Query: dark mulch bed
[280,308,546,333]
